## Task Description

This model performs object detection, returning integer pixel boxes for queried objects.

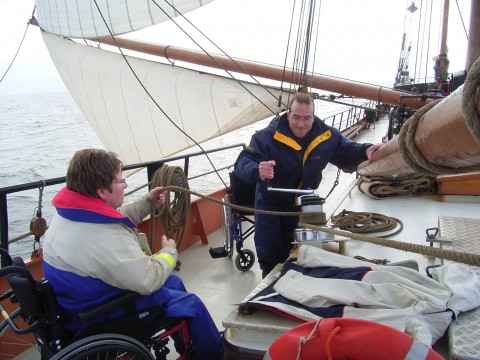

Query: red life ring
[264,318,444,360]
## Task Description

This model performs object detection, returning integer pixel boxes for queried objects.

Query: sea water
[0,92,351,259]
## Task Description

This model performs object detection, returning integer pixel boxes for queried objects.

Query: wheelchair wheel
[51,333,154,360]
[235,249,255,271]
[222,193,234,257]
[0,307,38,360]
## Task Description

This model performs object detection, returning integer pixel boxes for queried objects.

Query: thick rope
[150,166,190,251]
[164,185,480,266]
[299,222,480,267]
[462,55,480,144]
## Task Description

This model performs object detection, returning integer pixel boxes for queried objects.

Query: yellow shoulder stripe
[153,252,175,267]
[273,131,301,150]
[303,130,332,165]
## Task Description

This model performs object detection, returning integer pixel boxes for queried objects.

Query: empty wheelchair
[0,249,192,360]
[209,172,256,271]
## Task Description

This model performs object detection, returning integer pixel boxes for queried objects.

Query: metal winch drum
[294,194,333,242]
[297,194,325,212]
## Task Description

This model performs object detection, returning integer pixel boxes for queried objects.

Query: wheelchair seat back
[229,172,256,209]
[5,257,68,358]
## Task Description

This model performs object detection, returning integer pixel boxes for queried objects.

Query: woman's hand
[148,187,167,206]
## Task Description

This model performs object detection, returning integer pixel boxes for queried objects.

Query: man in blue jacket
[234,92,382,278]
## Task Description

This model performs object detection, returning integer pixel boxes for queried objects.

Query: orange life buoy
[264,318,444,360]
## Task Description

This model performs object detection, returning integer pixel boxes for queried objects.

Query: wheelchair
[0,249,193,359]
[209,172,256,271]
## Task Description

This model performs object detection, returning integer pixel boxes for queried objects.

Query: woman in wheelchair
[41,149,223,360]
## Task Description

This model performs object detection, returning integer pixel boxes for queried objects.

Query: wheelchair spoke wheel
[222,194,234,257]
[0,308,38,360]
[51,333,154,360]
[235,249,255,271]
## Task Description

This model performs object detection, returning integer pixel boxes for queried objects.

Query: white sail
[41,32,285,164]
[35,0,213,38]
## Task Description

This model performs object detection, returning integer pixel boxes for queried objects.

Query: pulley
[30,216,47,238]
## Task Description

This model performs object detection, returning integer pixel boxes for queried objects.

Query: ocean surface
[0,92,350,259]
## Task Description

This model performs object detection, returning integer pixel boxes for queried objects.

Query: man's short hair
[66,149,122,197]
[288,92,315,113]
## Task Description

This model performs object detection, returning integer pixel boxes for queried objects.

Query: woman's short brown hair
[66,149,122,197]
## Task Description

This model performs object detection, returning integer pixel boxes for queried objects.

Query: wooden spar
[94,36,429,110]
[466,0,480,70]
[357,85,480,177]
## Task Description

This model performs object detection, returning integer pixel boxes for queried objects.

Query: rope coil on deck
[331,209,403,238]
[358,174,436,199]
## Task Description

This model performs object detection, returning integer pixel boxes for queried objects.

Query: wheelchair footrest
[209,247,228,258]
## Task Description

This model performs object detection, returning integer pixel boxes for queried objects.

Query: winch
[294,194,334,244]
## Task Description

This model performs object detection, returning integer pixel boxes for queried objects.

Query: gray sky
[0,0,471,96]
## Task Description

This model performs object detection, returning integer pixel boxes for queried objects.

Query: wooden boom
[94,36,429,110]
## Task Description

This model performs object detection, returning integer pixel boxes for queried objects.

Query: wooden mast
[94,36,429,110]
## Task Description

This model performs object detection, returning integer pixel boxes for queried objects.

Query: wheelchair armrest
[78,291,140,323]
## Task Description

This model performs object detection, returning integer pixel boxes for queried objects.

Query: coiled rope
[331,209,403,238]
[149,166,190,251]
[358,174,436,199]
[163,185,480,267]
[397,56,480,176]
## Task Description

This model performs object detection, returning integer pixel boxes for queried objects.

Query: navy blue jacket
[234,114,371,206]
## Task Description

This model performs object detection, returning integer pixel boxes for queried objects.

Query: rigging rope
[162,185,480,267]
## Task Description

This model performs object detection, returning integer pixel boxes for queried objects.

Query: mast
[435,0,449,82]
[466,0,480,71]
[94,36,430,110]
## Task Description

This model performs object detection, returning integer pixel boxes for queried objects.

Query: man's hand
[161,235,177,250]
[148,187,167,206]
[366,143,383,161]
[259,160,276,181]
